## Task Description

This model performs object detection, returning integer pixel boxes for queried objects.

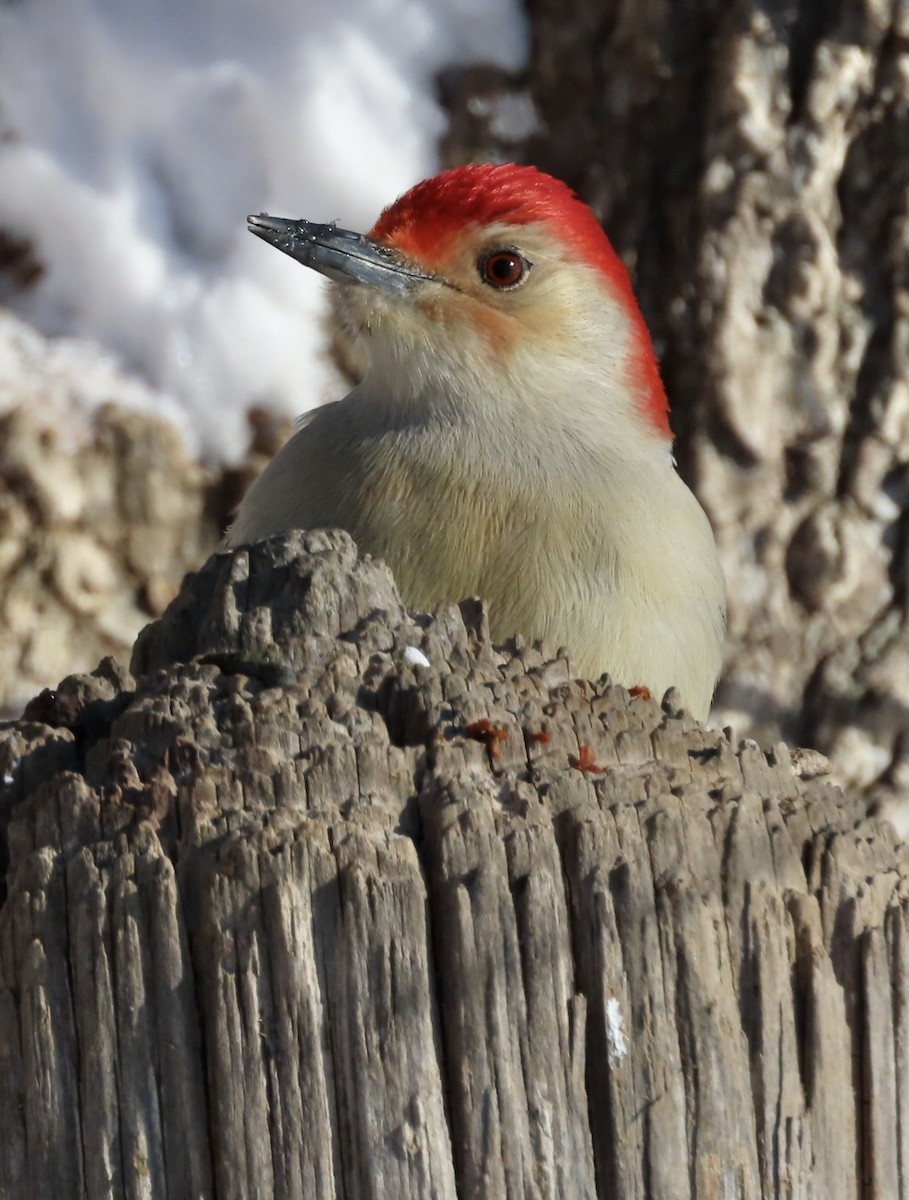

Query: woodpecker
[228,163,725,719]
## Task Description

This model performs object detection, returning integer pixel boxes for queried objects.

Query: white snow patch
[605,996,628,1065]
[403,645,431,668]
[0,0,527,462]
[0,308,193,449]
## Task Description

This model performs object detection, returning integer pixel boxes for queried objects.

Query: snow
[0,308,193,451]
[403,645,431,668]
[605,996,628,1065]
[0,0,527,461]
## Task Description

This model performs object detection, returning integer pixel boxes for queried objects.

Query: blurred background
[2,0,908,827]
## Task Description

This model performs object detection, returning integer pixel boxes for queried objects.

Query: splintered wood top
[1,530,906,1199]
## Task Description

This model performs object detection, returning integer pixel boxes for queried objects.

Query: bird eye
[478,249,530,289]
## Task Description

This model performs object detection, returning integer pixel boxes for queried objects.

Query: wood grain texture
[1,530,907,1198]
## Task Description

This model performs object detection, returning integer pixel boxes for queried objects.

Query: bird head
[248,162,670,440]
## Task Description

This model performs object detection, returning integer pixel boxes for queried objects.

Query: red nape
[369,162,671,437]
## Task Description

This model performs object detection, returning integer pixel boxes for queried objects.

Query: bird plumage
[229,163,725,719]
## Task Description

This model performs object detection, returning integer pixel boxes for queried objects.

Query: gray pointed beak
[247,213,432,294]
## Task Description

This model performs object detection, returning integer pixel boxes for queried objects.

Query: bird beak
[247,213,431,295]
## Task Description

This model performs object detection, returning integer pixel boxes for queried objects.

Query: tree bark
[1,530,907,1198]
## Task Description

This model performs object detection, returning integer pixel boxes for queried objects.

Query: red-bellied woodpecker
[228,162,726,719]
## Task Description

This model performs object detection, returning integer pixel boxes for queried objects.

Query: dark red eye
[479,249,530,289]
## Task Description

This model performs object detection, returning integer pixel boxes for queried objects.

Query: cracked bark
[1,531,907,1198]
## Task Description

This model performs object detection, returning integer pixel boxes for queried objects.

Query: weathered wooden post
[1,530,906,1198]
